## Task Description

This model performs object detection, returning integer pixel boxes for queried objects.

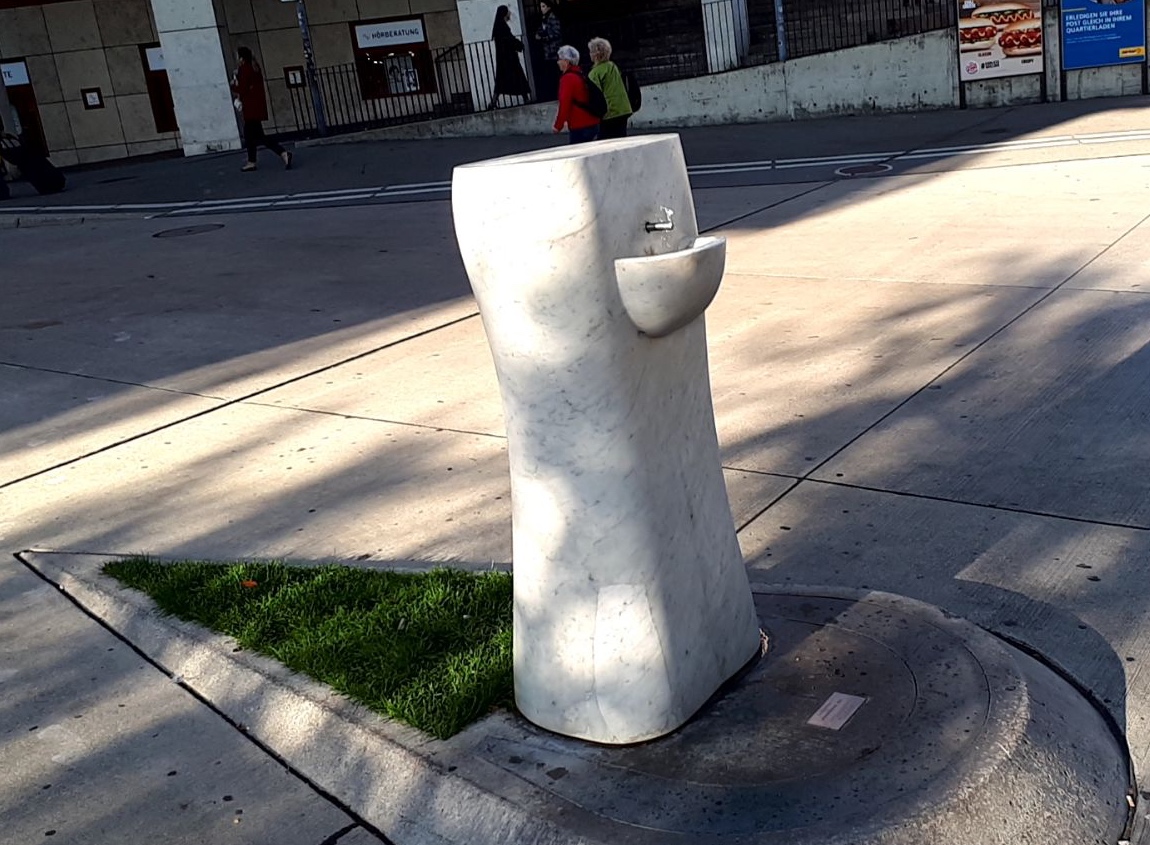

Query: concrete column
[457,0,530,111]
[149,0,241,156]
[702,0,751,73]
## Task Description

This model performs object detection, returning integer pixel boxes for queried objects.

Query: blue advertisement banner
[1061,0,1146,71]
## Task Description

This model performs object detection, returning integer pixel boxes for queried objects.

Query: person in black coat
[489,4,531,109]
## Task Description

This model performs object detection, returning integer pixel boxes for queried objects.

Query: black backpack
[620,67,642,113]
[578,74,609,119]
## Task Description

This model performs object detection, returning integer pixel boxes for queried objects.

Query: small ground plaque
[807,692,868,730]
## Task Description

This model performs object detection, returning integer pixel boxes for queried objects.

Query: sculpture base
[480,588,1134,844]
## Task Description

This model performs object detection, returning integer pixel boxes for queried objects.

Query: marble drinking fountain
[450,136,1135,844]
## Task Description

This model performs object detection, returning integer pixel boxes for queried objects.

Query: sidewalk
[2,95,1149,211]
[3,103,1150,842]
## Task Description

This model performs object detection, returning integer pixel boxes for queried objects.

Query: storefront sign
[354,19,426,49]
[1061,0,1145,70]
[957,0,1044,80]
[1,60,30,87]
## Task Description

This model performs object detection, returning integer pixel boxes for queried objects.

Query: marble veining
[452,135,761,744]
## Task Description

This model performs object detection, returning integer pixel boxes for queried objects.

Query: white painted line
[900,139,1080,160]
[776,156,891,170]
[286,186,388,199]
[905,137,1079,156]
[1072,129,1150,141]
[175,202,278,213]
[775,150,904,165]
[114,202,199,209]
[690,163,777,176]
[272,194,377,206]
[20,204,118,211]
[378,185,452,196]
[195,194,289,206]
[688,159,773,172]
[385,180,451,191]
[1078,133,1150,145]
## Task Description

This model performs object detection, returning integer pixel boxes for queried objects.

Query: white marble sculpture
[452,135,761,744]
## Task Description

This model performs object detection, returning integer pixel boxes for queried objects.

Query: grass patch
[103,558,513,740]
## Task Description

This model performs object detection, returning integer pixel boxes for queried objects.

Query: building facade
[0,0,475,164]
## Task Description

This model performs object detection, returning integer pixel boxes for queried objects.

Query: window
[350,16,437,99]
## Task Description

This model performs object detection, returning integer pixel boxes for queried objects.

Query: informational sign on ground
[957,0,1045,80]
[1061,0,1146,70]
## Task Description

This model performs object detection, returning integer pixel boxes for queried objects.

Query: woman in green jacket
[587,37,632,139]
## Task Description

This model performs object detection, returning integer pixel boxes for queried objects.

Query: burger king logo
[966,61,979,74]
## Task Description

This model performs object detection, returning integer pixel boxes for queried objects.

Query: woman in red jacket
[232,47,291,172]
[552,45,599,144]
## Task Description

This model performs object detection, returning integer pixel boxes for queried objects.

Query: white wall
[329,20,1149,143]
[635,30,958,128]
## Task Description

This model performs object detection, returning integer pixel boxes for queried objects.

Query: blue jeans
[568,125,599,144]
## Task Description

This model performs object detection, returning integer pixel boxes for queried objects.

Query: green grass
[103,558,513,740]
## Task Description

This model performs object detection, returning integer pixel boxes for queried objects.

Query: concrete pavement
[4,100,1150,842]
[4,95,1150,216]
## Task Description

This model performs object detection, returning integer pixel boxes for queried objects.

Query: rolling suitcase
[0,135,65,195]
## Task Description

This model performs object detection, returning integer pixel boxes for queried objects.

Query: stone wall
[0,0,180,166]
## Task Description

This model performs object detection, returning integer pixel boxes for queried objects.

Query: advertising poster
[1061,0,1146,70]
[957,0,1044,80]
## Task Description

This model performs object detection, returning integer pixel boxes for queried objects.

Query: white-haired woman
[587,37,632,139]
[552,45,599,144]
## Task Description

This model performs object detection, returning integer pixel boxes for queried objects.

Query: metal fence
[287,42,477,133]
[281,0,962,137]
[729,0,955,70]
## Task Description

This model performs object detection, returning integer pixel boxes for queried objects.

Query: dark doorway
[140,44,178,134]
[2,59,48,155]
[521,0,707,86]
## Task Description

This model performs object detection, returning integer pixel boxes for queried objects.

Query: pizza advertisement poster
[957,0,1045,80]
[1061,0,1146,71]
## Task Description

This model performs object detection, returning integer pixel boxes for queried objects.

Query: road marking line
[115,202,200,209]
[195,194,289,205]
[287,186,388,198]
[775,150,905,165]
[379,185,452,196]
[385,180,452,190]
[272,194,377,206]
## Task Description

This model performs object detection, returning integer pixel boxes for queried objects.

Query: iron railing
[280,0,961,137]
[738,0,955,69]
[287,43,477,133]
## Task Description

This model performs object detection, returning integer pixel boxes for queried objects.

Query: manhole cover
[152,224,225,239]
[835,162,893,177]
[483,588,1133,843]
[19,319,62,330]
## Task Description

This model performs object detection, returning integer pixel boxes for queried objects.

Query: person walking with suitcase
[232,47,291,172]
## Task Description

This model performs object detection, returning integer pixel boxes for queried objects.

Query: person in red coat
[552,45,599,144]
[232,47,291,172]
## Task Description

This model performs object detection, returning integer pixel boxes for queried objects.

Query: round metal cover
[835,163,893,177]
